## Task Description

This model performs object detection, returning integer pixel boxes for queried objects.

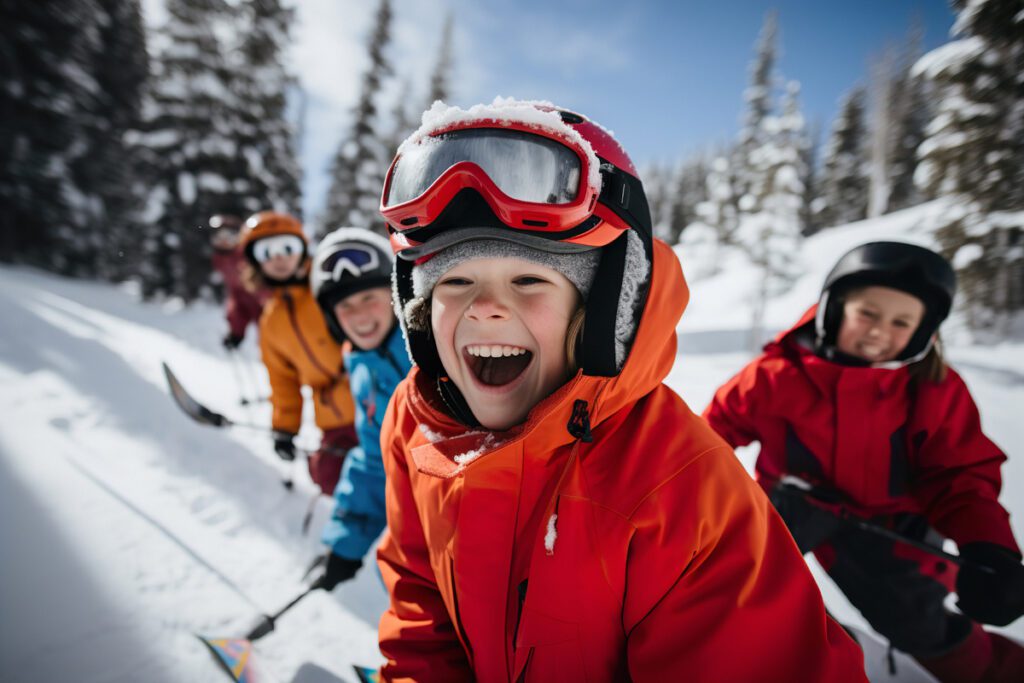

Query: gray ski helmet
[311,227,395,343]
[815,241,956,362]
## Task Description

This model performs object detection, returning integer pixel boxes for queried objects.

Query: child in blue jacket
[309,227,413,588]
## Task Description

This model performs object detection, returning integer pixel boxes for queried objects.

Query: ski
[163,361,264,430]
[352,665,380,683]
[199,636,259,683]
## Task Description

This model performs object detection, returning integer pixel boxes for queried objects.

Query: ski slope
[1,205,1022,681]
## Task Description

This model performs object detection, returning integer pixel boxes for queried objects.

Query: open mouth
[464,344,533,387]
[351,321,379,338]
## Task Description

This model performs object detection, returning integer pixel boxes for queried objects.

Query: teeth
[467,345,527,358]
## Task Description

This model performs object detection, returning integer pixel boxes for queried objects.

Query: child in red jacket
[373,99,866,683]
[704,241,1024,682]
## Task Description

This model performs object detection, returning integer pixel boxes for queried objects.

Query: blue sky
[143,0,958,222]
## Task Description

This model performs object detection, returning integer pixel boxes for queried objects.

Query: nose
[465,288,510,321]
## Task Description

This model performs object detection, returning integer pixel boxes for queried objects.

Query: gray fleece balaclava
[400,230,649,371]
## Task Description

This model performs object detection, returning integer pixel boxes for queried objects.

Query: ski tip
[352,665,380,683]
[198,635,256,683]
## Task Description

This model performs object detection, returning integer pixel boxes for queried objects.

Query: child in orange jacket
[704,242,1024,682]
[238,211,357,493]
[373,99,866,683]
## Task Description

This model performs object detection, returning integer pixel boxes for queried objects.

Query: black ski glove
[272,430,297,462]
[313,553,363,591]
[222,332,244,350]
[956,542,1024,626]
[769,481,844,554]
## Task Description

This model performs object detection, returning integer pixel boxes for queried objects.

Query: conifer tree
[734,10,777,206]
[232,0,302,217]
[815,87,869,229]
[914,0,1024,328]
[669,156,709,244]
[322,0,393,236]
[0,1,102,271]
[133,0,252,299]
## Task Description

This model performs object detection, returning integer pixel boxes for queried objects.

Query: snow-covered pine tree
[668,155,709,244]
[91,0,149,282]
[426,12,453,108]
[322,0,393,237]
[800,118,822,235]
[914,0,1024,330]
[231,0,302,219]
[738,80,806,348]
[885,23,928,213]
[1,1,104,273]
[693,153,740,278]
[814,86,869,229]
[733,10,777,206]
[642,163,675,244]
[131,0,253,300]
[386,11,455,176]
[867,46,898,218]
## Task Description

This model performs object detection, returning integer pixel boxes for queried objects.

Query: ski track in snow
[0,267,384,683]
[1,241,1022,682]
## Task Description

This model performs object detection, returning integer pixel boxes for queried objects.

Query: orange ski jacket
[704,306,1018,553]
[376,240,866,683]
[258,284,355,434]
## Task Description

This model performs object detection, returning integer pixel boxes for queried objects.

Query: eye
[893,319,911,328]
[859,309,878,320]
[514,276,547,286]
[438,276,472,286]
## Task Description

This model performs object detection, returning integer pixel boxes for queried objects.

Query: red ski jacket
[704,306,1017,554]
[212,248,268,339]
[376,241,865,683]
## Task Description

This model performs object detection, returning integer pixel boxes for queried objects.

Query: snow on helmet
[311,228,395,343]
[238,211,308,285]
[381,98,653,381]
[816,241,956,364]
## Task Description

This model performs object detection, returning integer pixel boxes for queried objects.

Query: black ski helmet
[815,241,956,363]
[311,227,395,343]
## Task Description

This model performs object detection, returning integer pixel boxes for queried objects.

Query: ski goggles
[251,234,305,263]
[380,123,614,254]
[318,244,382,282]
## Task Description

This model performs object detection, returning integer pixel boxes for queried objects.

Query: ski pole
[225,347,251,408]
[777,476,995,574]
[243,583,321,641]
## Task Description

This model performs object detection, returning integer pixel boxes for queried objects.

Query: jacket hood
[401,238,689,466]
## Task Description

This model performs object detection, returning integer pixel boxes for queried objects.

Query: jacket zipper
[448,554,473,665]
[567,399,593,442]
[515,580,532,683]
[284,291,343,420]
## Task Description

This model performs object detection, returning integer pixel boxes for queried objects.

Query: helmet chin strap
[869,333,937,370]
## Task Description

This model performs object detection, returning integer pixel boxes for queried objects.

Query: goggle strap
[598,161,653,239]
[581,233,626,377]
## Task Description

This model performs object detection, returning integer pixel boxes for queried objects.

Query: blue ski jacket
[322,324,412,560]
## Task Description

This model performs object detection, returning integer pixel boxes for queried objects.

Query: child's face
[333,286,394,350]
[253,235,305,281]
[431,257,580,431]
[836,286,925,362]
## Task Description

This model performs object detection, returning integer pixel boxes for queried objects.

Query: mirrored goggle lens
[385,129,582,207]
[252,235,304,263]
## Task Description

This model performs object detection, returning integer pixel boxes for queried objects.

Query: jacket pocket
[512,604,586,682]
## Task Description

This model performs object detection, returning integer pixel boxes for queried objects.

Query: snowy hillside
[1,203,1022,681]
[0,268,384,683]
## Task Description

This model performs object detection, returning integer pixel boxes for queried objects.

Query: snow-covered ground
[1,204,1022,681]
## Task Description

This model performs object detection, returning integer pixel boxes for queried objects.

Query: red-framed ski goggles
[380,119,640,259]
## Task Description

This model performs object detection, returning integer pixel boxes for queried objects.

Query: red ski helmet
[381,99,653,381]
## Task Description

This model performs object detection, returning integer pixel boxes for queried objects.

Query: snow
[2,195,1023,681]
[0,267,384,681]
